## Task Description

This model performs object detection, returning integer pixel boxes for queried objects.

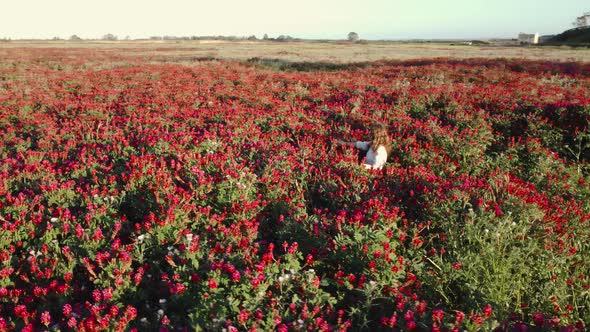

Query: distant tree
[247,35,257,41]
[102,33,118,41]
[263,33,269,40]
[69,34,82,41]
[347,32,360,42]
[573,11,590,28]
[52,36,63,41]
[276,35,294,42]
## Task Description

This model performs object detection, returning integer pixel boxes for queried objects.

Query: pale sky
[0,0,587,40]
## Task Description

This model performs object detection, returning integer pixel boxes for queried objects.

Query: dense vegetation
[548,26,590,45]
[0,48,589,331]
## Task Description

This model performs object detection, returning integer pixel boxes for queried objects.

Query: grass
[1,40,590,63]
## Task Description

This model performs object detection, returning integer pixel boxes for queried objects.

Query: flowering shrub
[0,48,589,331]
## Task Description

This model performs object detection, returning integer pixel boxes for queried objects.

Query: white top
[355,141,387,170]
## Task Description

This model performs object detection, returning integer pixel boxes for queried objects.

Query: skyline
[0,0,588,40]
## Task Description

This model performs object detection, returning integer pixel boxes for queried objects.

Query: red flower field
[0,48,589,331]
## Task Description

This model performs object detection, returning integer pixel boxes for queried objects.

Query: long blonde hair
[370,123,392,155]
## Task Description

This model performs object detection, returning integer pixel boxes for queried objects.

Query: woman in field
[336,123,392,170]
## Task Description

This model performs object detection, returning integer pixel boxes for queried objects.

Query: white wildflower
[185,233,193,243]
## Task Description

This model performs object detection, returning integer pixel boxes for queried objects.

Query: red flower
[67,317,77,328]
[432,309,444,323]
[494,205,503,217]
[63,303,72,317]
[40,311,51,325]
[455,311,465,324]
[483,304,493,319]
[470,314,483,325]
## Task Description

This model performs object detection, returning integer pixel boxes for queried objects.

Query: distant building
[518,32,539,44]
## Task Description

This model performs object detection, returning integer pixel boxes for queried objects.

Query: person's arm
[335,138,356,147]
[335,139,371,151]
[354,141,371,151]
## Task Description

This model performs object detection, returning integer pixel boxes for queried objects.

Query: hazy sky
[1,0,588,40]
